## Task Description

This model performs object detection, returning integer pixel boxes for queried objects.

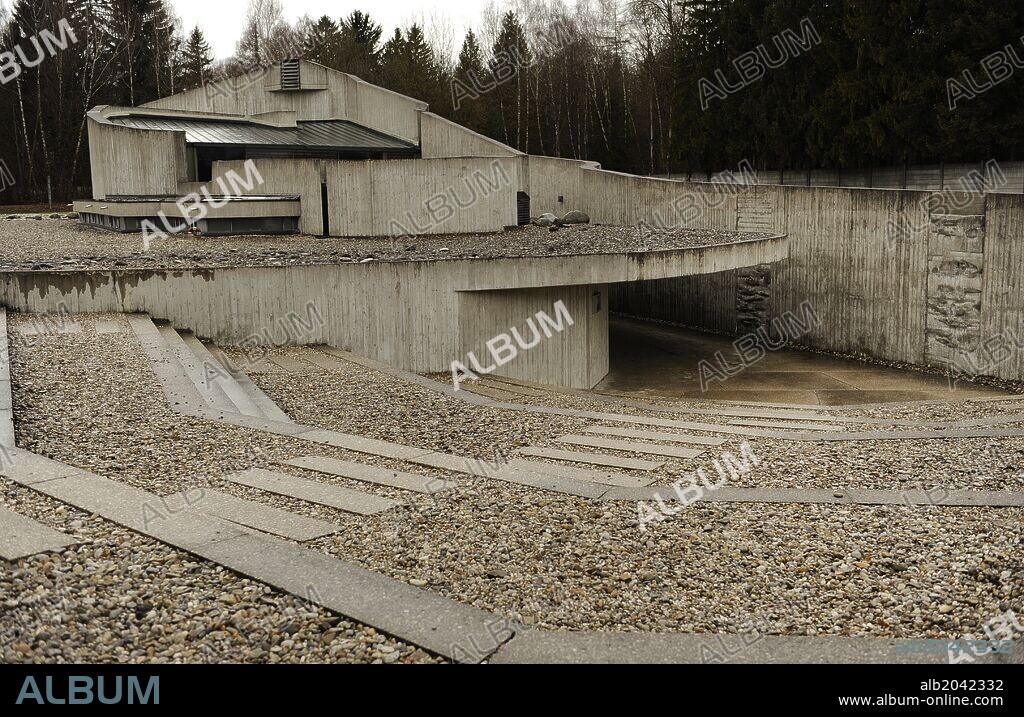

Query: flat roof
[106,116,418,153]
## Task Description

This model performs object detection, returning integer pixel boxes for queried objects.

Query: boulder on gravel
[560,210,590,225]
[533,213,558,227]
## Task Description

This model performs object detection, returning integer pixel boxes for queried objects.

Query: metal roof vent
[280,59,300,89]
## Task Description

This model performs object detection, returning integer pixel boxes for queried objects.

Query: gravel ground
[0,486,439,664]
[3,315,441,663]
[0,219,770,271]
[263,353,1024,492]
[4,314,1021,653]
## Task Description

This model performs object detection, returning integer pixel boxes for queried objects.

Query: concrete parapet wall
[0,239,782,382]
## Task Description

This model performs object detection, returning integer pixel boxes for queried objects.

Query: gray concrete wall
[87,117,187,199]
[457,284,608,389]
[551,147,1024,381]
[0,239,782,383]
[420,112,522,160]
[214,156,522,237]
[141,62,426,145]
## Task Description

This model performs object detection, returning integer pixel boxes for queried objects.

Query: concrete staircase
[143,317,293,423]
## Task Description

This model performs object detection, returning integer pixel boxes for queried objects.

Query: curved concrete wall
[525,155,1024,382]
[0,238,785,384]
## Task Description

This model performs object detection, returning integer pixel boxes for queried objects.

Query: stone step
[477,376,549,397]
[156,324,240,414]
[517,446,664,471]
[0,505,77,560]
[585,425,727,446]
[555,435,705,459]
[179,332,263,418]
[225,468,402,515]
[300,351,354,371]
[126,314,209,410]
[281,455,457,494]
[265,354,314,373]
[458,381,519,401]
[206,344,293,424]
[162,489,339,541]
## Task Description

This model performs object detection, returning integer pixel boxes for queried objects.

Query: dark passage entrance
[320,183,330,237]
[517,192,531,225]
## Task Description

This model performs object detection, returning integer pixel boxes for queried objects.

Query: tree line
[1,0,1021,204]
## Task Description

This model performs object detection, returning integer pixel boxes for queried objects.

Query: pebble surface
[3,315,1019,660]
[0,219,770,271]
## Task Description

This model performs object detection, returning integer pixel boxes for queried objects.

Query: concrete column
[456,284,609,389]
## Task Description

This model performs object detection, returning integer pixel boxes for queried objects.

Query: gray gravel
[3,314,440,663]
[265,356,1024,492]
[0,219,770,271]
[5,313,1021,656]
[0,486,439,664]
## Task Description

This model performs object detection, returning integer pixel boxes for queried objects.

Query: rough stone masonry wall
[925,202,986,371]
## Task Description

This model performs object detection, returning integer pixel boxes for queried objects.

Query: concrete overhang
[451,234,789,291]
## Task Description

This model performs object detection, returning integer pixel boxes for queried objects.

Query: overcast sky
[170,0,487,60]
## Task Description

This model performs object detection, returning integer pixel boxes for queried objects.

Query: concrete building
[74,59,527,237]
[64,59,785,390]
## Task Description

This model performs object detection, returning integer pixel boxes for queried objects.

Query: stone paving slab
[8,465,252,552]
[266,355,314,373]
[94,320,125,335]
[294,429,437,462]
[6,450,507,663]
[226,468,402,515]
[200,532,513,662]
[0,448,87,485]
[556,435,705,459]
[402,451,490,476]
[491,466,610,499]
[282,455,457,494]
[489,631,1020,664]
[729,419,844,431]
[600,485,1024,507]
[163,488,340,541]
[518,446,664,471]
[407,452,610,498]
[507,459,652,488]
[0,505,77,560]
[585,425,727,446]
